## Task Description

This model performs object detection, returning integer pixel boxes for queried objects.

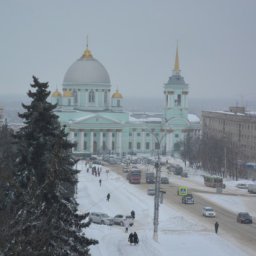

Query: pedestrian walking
[106,193,110,201]
[133,232,139,245]
[124,218,129,233]
[131,210,135,219]
[99,179,102,186]
[215,221,219,234]
[128,232,134,245]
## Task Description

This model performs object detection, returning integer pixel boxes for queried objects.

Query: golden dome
[82,48,93,59]
[52,89,62,97]
[63,90,73,97]
[112,90,123,99]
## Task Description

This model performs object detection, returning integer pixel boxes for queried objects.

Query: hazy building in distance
[52,42,200,156]
[202,106,256,162]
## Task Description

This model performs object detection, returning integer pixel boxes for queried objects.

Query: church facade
[52,44,200,156]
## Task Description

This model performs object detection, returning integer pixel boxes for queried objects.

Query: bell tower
[164,45,189,121]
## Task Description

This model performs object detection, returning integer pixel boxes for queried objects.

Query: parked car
[235,183,248,189]
[181,172,188,178]
[113,214,134,226]
[202,207,216,217]
[174,166,183,175]
[237,212,253,224]
[147,188,155,196]
[160,177,169,184]
[89,212,113,225]
[146,172,155,184]
[182,194,194,204]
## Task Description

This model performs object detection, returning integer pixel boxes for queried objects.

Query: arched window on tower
[175,94,181,106]
[89,90,95,103]
[117,99,120,107]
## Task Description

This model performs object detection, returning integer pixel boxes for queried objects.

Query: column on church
[116,130,122,155]
[141,130,145,152]
[132,130,136,152]
[90,131,94,153]
[78,130,84,152]
[150,131,154,152]
[99,131,103,153]
[85,90,88,107]
[68,130,74,143]
[168,94,171,108]
[107,130,112,152]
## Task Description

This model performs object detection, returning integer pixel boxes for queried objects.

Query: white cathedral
[51,43,200,156]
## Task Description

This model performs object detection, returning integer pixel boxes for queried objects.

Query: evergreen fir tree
[4,76,97,255]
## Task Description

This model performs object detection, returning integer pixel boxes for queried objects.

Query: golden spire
[174,43,180,74]
[83,35,93,59]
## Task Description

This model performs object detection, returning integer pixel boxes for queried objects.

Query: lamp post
[151,128,168,242]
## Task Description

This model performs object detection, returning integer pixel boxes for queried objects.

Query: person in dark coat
[99,179,102,186]
[215,221,219,234]
[128,232,134,245]
[106,193,110,201]
[133,232,139,245]
[131,210,135,219]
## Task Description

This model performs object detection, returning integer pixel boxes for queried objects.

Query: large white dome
[63,50,111,85]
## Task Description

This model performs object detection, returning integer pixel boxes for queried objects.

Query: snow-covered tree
[2,76,97,255]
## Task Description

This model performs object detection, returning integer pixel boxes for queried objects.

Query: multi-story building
[202,106,256,162]
[52,43,200,156]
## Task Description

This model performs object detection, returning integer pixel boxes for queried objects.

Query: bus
[203,175,225,188]
[128,169,141,184]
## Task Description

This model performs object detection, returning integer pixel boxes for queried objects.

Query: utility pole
[153,151,161,241]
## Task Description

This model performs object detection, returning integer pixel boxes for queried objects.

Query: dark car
[160,177,169,184]
[237,212,252,224]
[182,194,194,204]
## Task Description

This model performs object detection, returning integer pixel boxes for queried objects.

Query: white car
[89,212,113,225]
[236,183,248,189]
[113,214,134,226]
[202,207,216,217]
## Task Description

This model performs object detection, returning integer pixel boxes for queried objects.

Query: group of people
[128,232,139,245]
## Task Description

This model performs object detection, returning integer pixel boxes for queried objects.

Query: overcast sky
[0,0,256,102]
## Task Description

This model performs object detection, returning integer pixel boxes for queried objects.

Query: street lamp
[151,129,167,242]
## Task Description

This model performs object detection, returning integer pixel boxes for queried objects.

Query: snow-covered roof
[188,114,200,123]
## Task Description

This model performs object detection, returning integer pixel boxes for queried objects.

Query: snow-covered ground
[76,161,250,256]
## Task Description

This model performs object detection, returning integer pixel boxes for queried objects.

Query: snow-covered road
[77,161,249,256]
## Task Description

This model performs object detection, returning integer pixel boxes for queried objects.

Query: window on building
[175,94,181,106]
[146,142,150,150]
[84,142,87,150]
[175,134,179,138]
[112,141,115,150]
[104,91,108,104]
[73,89,78,104]
[129,142,132,150]
[89,90,95,103]
[155,142,160,150]
[117,99,120,107]
[137,133,141,136]
[137,142,141,150]
[74,132,77,137]
[68,99,71,106]
[129,132,132,136]
[112,133,115,137]
[146,133,150,137]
